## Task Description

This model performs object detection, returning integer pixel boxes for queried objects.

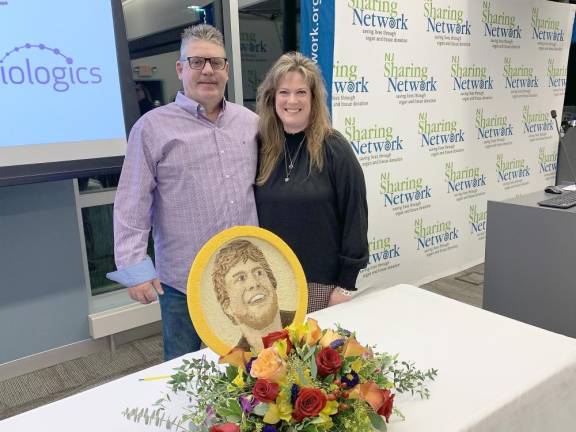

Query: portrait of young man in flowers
[124,318,437,431]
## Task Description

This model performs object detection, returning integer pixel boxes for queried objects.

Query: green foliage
[368,410,388,432]
[123,325,438,431]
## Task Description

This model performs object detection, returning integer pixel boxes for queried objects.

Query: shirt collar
[175,91,227,119]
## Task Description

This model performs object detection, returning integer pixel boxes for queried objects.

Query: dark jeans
[158,284,201,361]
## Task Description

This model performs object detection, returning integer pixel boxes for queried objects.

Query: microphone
[551,110,564,137]
[551,109,576,188]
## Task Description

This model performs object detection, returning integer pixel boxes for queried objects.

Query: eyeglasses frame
[182,56,228,71]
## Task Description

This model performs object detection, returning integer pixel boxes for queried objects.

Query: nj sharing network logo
[0,42,102,92]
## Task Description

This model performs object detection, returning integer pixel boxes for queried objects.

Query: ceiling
[121,0,279,40]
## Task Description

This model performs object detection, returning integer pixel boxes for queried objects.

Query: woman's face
[274,71,311,134]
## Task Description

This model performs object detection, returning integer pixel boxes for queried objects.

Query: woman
[255,52,369,313]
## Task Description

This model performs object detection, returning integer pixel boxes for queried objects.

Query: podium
[484,190,576,337]
[556,126,576,185]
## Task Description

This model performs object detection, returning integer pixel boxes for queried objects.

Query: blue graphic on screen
[0,0,125,148]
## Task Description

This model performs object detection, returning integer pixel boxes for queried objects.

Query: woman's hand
[328,287,353,307]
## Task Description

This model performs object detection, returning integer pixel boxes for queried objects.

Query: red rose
[209,424,240,432]
[292,387,327,422]
[376,389,395,422]
[262,329,292,354]
[316,347,342,377]
[252,378,280,403]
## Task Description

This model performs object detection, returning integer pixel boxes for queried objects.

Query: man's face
[176,40,229,107]
[223,258,279,330]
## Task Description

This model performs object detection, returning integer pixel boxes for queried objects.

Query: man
[107,24,259,361]
[212,240,295,352]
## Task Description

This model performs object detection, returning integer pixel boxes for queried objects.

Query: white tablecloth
[2,284,576,431]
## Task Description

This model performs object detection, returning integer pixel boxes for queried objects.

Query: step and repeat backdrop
[302,0,575,290]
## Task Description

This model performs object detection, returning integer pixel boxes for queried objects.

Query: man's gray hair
[180,24,225,58]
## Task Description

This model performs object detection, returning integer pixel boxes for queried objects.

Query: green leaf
[223,413,242,424]
[253,403,268,416]
[368,411,387,432]
[295,366,308,386]
[217,399,242,423]
[309,355,318,379]
[226,365,238,381]
[310,417,326,424]
[302,345,317,362]
[229,398,242,414]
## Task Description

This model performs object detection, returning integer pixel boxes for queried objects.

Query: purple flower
[239,394,258,414]
[339,328,352,337]
[263,426,278,432]
[202,405,216,426]
[329,339,346,349]
[341,370,360,388]
[246,358,255,374]
[290,383,300,405]
[205,405,215,418]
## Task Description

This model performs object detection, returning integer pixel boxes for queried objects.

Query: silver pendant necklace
[283,135,306,182]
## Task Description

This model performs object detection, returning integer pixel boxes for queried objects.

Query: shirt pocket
[231,135,258,185]
[157,151,218,202]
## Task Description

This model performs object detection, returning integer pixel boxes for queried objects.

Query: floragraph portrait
[187,226,308,355]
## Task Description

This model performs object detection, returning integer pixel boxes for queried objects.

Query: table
[484,191,576,338]
[2,285,576,431]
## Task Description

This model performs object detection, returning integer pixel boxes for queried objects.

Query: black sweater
[255,130,369,290]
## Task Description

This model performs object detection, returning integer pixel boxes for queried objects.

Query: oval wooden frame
[187,226,308,355]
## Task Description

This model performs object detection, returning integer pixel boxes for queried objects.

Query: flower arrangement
[124,319,437,432]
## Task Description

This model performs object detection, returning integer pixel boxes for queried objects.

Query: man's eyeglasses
[183,56,227,70]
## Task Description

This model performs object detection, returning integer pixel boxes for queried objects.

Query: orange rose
[350,382,395,421]
[305,319,323,346]
[249,348,286,382]
[219,347,252,369]
[343,338,371,358]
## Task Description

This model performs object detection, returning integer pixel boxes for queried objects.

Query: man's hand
[328,287,353,307]
[127,278,163,304]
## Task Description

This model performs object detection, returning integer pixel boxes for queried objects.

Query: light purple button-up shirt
[107,92,259,293]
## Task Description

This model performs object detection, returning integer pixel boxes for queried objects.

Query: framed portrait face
[187,226,308,355]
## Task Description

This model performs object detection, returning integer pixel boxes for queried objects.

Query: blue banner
[300,0,335,113]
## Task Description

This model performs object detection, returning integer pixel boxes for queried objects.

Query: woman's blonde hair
[256,52,332,185]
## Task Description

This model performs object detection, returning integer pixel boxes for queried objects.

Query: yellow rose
[250,348,286,382]
[319,329,342,348]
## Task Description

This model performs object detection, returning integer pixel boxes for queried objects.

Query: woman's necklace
[282,135,306,182]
